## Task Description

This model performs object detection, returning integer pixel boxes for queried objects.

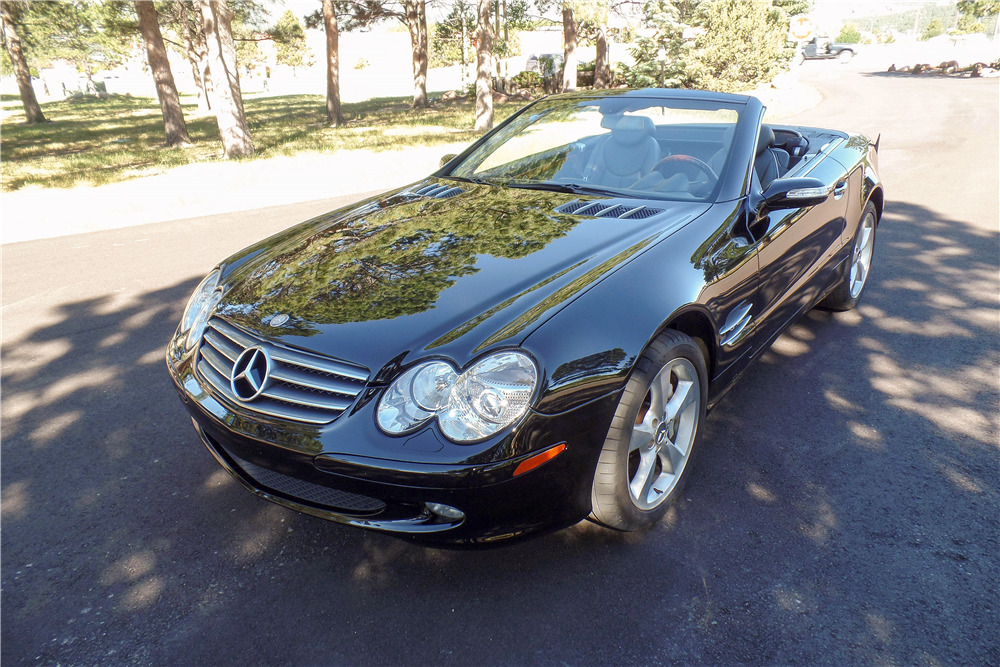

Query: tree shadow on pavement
[1,201,997,666]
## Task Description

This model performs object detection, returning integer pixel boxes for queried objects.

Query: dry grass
[0,92,527,192]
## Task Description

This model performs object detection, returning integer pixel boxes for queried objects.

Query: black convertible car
[167,89,883,544]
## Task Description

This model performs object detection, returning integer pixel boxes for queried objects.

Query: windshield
[448,96,743,202]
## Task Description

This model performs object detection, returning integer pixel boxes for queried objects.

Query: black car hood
[216,181,710,377]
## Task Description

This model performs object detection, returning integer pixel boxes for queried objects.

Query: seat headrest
[601,114,655,147]
[756,125,775,156]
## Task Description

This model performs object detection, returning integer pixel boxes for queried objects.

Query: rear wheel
[591,330,708,531]
[820,201,877,311]
[839,50,854,63]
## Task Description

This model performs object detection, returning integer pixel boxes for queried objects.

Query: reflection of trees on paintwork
[551,348,629,386]
[218,185,583,333]
[474,235,658,352]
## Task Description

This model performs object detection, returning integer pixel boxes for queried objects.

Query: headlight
[179,269,221,350]
[376,351,538,443]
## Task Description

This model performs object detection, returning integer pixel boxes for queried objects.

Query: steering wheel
[652,155,719,193]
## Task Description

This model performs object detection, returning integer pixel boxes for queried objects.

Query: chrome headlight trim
[376,351,539,444]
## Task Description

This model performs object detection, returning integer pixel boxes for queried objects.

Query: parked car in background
[526,52,565,76]
[799,36,856,63]
[167,88,883,545]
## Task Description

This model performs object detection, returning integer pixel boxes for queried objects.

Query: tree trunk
[215,3,245,115]
[0,1,45,125]
[461,18,467,89]
[561,6,577,92]
[594,26,608,89]
[136,1,191,147]
[322,0,344,126]
[179,4,210,112]
[197,0,253,158]
[474,0,493,132]
[406,0,428,108]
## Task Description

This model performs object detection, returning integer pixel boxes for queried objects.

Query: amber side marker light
[513,443,567,477]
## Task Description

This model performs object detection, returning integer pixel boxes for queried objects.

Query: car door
[750,150,849,348]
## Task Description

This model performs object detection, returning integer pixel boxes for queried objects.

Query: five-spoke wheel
[820,200,879,311]
[591,330,707,531]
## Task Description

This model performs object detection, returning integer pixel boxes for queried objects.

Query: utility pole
[913,6,920,35]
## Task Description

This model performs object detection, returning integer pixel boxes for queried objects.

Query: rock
[970,62,985,77]
[939,60,959,70]
[97,91,109,100]
[442,90,458,101]
[492,92,509,104]
[888,64,896,72]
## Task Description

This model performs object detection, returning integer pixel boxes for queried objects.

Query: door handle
[833,181,847,199]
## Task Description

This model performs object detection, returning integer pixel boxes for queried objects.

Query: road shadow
[1,201,997,666]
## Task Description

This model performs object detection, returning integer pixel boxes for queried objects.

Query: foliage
[431,0,475,67]
[622,0,691,89]
[691,0,791,93]
[0,93,528,192]
[511,70,542,89]
[862,3,972,35]
[272,9,313,73]
[953,13,986,34]
[837,23,861,43]
[12,1,133,76]
[921,18,943,40]
[957,0,1000,19]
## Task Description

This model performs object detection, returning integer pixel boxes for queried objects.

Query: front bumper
[169,351,620,544]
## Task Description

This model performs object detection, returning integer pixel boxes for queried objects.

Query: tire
[591,330,708,531]
[797,52,805,66]
[839,50,854,64]
[819,201,877,311]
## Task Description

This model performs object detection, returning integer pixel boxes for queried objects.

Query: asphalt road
[2,67,997,667]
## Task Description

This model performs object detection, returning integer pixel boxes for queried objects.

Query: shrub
[838,24,861,43]
[512,71,542,90]
[921,19,944,40]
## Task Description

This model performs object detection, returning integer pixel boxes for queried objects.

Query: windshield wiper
[446,175,495,186]
[508,181,644,199]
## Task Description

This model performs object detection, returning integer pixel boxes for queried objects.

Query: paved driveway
[2,68,997,666]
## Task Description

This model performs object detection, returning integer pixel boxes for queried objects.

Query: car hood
[216,181,710,378]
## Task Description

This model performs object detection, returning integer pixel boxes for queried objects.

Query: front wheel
[591,330,708,531]
[819,201,877,311]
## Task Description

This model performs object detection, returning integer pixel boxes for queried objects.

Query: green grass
[0,92,528,192]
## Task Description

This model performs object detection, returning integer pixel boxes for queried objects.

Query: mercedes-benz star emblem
[269,313,289,327]
[230,346,271,401]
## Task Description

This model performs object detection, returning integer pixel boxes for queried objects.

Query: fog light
[425,502,465,521]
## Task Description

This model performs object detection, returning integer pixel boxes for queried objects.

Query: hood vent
[413,183,465,199]
[556,200,663,219]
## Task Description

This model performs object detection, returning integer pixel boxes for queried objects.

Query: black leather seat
[754,125,790,189]
[584,115,661,188]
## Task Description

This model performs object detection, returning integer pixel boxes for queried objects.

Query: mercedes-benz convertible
[167,88,883,544]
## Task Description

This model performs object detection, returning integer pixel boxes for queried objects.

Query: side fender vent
[413,183,465,199]
[555,200,664,219]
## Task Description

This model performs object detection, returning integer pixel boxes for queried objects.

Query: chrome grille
[196,318,370,425]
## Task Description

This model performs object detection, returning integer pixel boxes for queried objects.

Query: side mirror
[760,177,830,210]
[440,154,458,169]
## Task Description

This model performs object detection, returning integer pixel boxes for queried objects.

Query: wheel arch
[660,306,717,382]
[867,186,885,226]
